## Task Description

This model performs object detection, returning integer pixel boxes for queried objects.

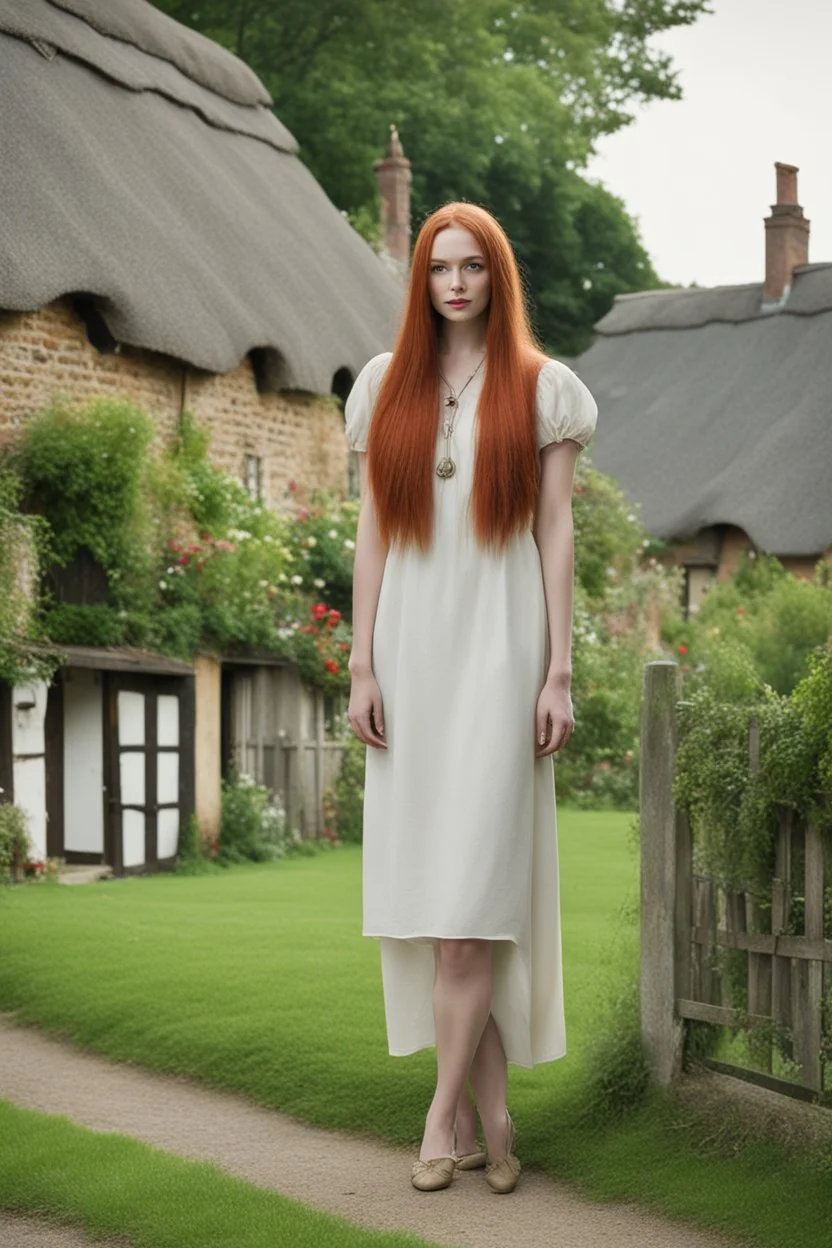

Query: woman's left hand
[535,683,574,758]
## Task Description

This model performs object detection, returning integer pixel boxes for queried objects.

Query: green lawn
[0,1100,439,1248]
[0,813,639,1136]
[3,810,832,1246]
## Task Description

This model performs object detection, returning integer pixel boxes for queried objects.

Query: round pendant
[436,457,456,479]
[445,396,457,408]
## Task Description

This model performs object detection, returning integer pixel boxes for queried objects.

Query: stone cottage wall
[0,299,350,505]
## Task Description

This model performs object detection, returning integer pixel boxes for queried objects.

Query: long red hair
[367,202,548,552]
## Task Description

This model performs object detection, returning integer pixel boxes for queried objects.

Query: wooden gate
[640,660,831,1101]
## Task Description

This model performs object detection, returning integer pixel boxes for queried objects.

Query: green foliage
[44,603,129,647]
[0,467,55,685]
[673,551,832,697]
[285,487,360,620]
[580,980,651,1122]
[0,804,31,881]
[153,0,709,351]
[573,457,650,600]
[11,401,356,693]
[675,646,832,893]
[327,733,367,843]
[15,397,154,579]
[218,771,294,863]
[556,458,682,809]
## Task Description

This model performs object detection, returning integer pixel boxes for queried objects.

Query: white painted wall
[11,680,48,859]
[63,669,104,854]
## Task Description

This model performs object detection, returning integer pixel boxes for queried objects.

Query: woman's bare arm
[531,438,581,757]
[347,453,389,749]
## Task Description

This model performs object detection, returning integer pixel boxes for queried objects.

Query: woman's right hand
[347,668,388,750]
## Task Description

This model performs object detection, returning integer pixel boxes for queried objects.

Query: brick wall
[0,299,351,506]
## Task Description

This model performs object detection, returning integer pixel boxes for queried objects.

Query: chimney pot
[775,161,799,205]
[764,161,809,303]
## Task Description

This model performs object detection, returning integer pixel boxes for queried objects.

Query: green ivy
[0,467,57,685]
[14,397,154,578]
[675,645,832,892]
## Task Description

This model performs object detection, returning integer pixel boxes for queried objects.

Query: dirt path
[0,1212,129,1247]
[0,1016,743,1248]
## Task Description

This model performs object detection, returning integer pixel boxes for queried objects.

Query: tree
[156,0,709,348]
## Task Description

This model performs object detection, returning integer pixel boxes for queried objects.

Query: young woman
[344,202,597,1195]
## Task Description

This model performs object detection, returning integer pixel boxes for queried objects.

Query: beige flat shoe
[454,1148,488,1171]
[411,1156,456,1191]
[484,1110,521,1194]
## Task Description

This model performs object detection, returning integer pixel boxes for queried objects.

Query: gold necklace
[435,356,486,479]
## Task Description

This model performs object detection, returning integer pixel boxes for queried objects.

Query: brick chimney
[373,124,411,276]
[764,162,810,302]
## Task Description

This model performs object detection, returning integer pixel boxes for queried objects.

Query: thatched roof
[0,0,401,393]
[578,264,832,557]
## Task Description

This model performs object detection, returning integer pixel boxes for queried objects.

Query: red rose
[300,625,316,634]
[312,603,328,620]
[324,659,339,674]
[339,642,350,651]
[678,644,688,655]
[328,609,342,625]
[178,555,189,565]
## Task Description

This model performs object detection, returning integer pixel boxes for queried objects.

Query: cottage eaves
[0,0,401,394]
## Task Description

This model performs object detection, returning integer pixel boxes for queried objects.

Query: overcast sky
[585,0,832,289]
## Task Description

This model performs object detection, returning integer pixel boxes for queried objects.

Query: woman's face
[428,226,491,324]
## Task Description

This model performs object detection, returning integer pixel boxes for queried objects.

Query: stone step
[57,864,115,886]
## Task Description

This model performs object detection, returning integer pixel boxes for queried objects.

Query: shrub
[580,979,651,1122]
[15,397,155,593]
[0,804,31,881]
[681,551,832,697]
[218,772,293,863]
[327,733,367,843]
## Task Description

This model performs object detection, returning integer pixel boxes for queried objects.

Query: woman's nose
[449,270,465,291]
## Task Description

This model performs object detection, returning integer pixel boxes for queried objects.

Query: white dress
[344,355,598,1068]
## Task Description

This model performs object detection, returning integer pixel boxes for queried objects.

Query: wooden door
[106,673,194,873]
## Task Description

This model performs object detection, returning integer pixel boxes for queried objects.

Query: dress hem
[365,931,520,943]
[386,1043,568,1069]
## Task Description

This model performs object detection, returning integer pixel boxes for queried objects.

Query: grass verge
[0,1100,439,1248]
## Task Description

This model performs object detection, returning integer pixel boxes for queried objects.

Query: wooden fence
[640,660,830,1101]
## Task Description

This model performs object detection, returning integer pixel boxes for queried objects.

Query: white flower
[291,574,303,585]
[313,577,325,588]
[305,536,317,548]
[278,573,287,583]
[343,538,356,551]
[264,534,273,543]
[166,566,174,575]
[159,580,167,590]
[258,580,268,588]
[328,529,338,539]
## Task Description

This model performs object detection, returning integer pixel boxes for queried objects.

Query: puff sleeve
[535,359,598,452]
[343,352,393,452]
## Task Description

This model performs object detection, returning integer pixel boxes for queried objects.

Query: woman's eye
[467,263,482,271]
[431,264,445,273]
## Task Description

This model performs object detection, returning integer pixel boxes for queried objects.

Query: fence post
[640,660,684,1084]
